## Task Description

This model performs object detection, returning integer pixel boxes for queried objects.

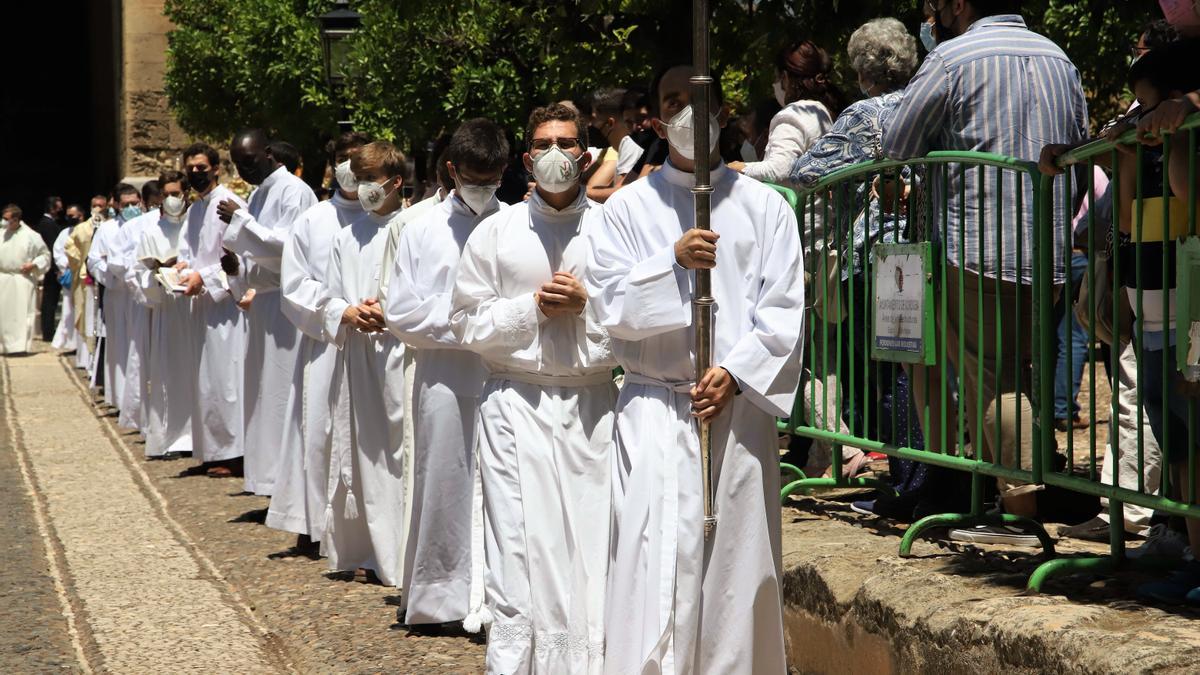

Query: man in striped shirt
[881,0,1088,547]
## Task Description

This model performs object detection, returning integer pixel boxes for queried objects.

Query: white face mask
[163,195,187,221]
[456,181,499,216]
[530,145,581,194]
[739,139,758,163]
[773,79,787,107]
[663,105,720,161]
[357,178,395,213]
[335,160,358,194]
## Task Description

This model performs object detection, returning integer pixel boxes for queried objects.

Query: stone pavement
[0,347,484,673]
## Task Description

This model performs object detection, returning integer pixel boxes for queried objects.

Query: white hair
[847,18,919,92]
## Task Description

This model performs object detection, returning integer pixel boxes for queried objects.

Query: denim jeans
[1054,251,1089,420]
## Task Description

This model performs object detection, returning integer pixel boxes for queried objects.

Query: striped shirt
[882,15,1088,284]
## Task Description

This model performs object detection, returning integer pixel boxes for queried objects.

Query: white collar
[659,159,730,189]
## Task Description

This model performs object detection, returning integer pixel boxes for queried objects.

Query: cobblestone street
[0,346,485,673]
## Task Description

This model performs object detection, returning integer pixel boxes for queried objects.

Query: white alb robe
[88,218,128,408]
[385,193,499,623]
[267,192,362,541]
[184,185,248,464]
[111,210,159,430]
[223,166,316,495]
[0,223,51,354]
[585,161,804,675]
[136,214,195,457]
[452,188,617,674]
[376,189,444,583]
[320,208,406,585]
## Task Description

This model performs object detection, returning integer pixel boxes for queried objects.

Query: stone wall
[120,0,187,183]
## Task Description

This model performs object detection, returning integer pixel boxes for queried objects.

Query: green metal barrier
[773,111,1200,594]
[1026,111,1200,592]
[777,151,1062,557]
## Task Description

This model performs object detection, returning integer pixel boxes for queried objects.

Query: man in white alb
[586,65,805,675]
[320,141,408,584]
[217,129,317,496]
[0,205,50,355]
[452,103,616,673]
[89,184,143,411]
[178,143,248,477]
[134,170,195,459]
[385,118,508,630]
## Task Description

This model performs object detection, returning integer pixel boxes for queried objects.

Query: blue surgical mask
[120,205,142,222]
[920,22,937,52]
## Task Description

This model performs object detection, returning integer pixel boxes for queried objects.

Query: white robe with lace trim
[451,188,616,674]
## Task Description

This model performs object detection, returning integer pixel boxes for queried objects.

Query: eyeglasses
[529,137,584,153]
[1130,44,1150,59]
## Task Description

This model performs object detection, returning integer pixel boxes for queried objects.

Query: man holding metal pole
[586,57,805,672]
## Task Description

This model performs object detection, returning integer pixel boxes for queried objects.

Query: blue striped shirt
[882,15,1088,284]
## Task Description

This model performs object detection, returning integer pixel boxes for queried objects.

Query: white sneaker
[948,525,1043,548]
[1126,524,1190,560]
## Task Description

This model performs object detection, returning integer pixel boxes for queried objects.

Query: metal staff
[691,0,717,540]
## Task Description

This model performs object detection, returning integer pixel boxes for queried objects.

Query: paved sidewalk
[2,350,284,673]
[1,346,487,673]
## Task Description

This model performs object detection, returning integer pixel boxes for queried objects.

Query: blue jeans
[1139,344,1200,467]
[1054,252,1089,420]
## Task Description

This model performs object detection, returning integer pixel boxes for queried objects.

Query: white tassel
[463,606,493,633]
[344,486,359,520]
[323,504,335,539]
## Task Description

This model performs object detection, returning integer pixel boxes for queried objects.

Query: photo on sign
[873,252,924,354]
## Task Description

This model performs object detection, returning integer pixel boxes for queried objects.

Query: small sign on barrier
[871,242,936,365]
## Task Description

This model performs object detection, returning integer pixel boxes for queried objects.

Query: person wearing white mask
[111,180,163,432]
[586,64,805,675]
[51,204,90,369]
[318,141,409,585]
[727,40,841,184]
[266,131,369,548]
[451,103,616,673]
[385,118,507,629]
[135,171,195,458]
[0,204,51,355]
[88,183,142,411]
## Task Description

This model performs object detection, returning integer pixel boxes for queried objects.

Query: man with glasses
[451,103,615,672]
[385,118,507,631]
[883,0,1088,546]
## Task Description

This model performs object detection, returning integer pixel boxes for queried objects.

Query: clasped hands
[535,271,587,317]
[342,298,387,333]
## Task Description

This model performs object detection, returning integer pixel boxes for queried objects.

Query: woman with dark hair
[728,40,842,183]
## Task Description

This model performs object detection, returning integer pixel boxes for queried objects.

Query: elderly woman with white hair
[787,18,927,500]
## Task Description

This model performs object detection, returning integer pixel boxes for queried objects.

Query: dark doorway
[0,0,118,218]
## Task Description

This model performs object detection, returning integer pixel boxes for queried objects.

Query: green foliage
[344,0,643,147]
[164,0,1166,158]
[163,0,336,185]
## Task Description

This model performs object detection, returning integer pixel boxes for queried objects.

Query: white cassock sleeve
[223,185,315,273]
[29,232,51,276]
[53,230,69,271]
[450,225,548,356]
[281,219,331,342]
[716,196,805,418]
[135,236,166,307]
[384,225,460,349]
[585,199,693,341]
[223,210,287,272]
[105,227,129,289]
[86,226,108,282]
[320,236,351,348]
